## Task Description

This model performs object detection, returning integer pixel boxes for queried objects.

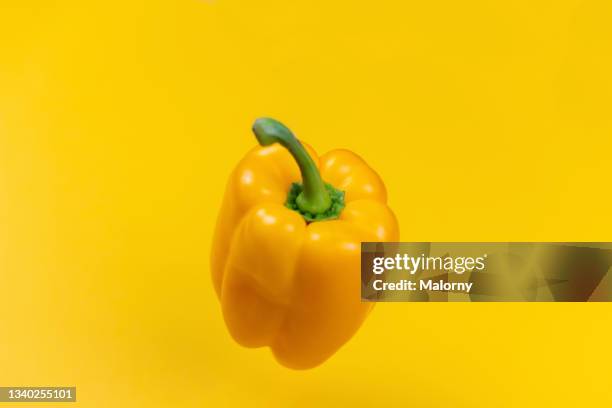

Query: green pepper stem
[252,118,331,215]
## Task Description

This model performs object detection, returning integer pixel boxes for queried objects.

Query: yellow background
[1,0,611,406]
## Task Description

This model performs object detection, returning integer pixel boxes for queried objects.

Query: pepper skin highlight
[211,118,399,369]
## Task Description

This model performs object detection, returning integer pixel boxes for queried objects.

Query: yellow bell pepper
[211,118,399,369]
